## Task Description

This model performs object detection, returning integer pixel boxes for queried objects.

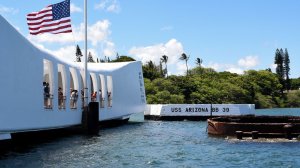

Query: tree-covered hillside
[144,66,300,108]
[107,49,300,109]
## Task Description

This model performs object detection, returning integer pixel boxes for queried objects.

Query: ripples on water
[1,110,300,168]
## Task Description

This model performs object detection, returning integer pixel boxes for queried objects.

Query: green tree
[144,78,184,104]
[265,68,272,72]
[161,55,168,77]
[284,48,291,91]
[190,67,216,75]
[244,70,281,96]
[159,61,164,77]
[175,76,197,103]
[285,91,300,107]
[195,57,203,68]
[255,93,277,109]
[111,55,136,62]
[144,78,156,95]
[142,63,294,108]
[180,53,189,76]
[291,78,300,90]
[75,45,83,62]
[274,48,284,94]
[116,52,120,60]
[242,70,282,107]
[87,52,95,63]
[152,78,180,94]
[142,61,160,81]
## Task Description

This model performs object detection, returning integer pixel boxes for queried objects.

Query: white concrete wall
[0,15,146,133]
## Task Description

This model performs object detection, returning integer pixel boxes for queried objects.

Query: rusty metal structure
[207,115,300,139]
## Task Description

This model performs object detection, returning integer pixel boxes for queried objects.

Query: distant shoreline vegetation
[142,50,300,109]
[143,67,300,109]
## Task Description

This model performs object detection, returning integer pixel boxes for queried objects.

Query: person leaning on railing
[70,89,78,108]
[43,82,50,108]
[58,87,64,109]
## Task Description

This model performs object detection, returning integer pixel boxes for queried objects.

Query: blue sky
[1,0,299,77]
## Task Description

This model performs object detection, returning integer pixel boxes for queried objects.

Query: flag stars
[53,0,70,21]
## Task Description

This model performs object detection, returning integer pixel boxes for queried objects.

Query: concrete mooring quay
[144,104,255,121]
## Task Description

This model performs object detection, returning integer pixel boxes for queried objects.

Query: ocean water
[0,109,300,168]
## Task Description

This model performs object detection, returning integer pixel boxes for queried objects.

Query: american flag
[26,0,72,35]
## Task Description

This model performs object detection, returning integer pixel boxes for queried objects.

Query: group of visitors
[91,90,111,107]
[91,89,105,102]
[43,82,111,109]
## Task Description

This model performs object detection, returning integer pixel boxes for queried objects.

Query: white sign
[161,104,211,116]
[146,104,255,116]
[211,104,254,116]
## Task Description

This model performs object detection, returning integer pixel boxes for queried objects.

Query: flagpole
[84,0,88,107]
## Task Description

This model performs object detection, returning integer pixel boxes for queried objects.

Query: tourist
[91,91,97,102]
[81,89,84,108]
[70,89,78,108]
[99,89,102,99]
[99,89,104,107]
[44,82,50,108]
[58,87,64,109]
[107,91,112,107]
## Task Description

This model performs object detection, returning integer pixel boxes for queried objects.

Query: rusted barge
[207,115,300,139]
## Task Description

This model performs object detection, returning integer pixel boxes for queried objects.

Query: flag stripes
[26,0,72,35]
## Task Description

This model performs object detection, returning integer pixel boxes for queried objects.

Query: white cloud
[28,19,114,63]
[204,55,259,75]
[95,0,121,13]
[130,49,260,75]
[238,55,259,68]
[87,20,111,46]
[206,62,222,71]
[30,42,77,62]
[206,62,244,74]
[28,32,74,44]
[70,3,82,13]
[160,26,173,31]
[165,39,184,64]
[175,62,188,75]
[129,38,184,65]
[31,42,100,63]
[28,20,112,47]
[0,5,18,15]
[50,45,78,62]
[103,41,116,57]
[270,63,277,72]
[128,39,187,76]
[224,67,244,74]
[129,45,163,64]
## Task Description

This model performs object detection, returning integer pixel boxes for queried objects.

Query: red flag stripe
[27,8,52,17]
[29,25,72,35]
[52,30,72,34]
[28,19,71,30]
[26,13,53,21]
[27,19,53,26]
